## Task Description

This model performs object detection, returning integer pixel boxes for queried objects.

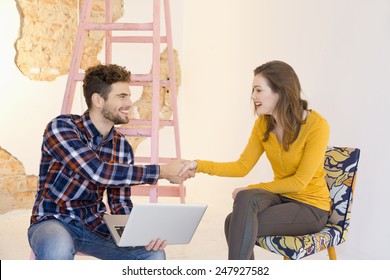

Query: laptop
[103,203,207,247]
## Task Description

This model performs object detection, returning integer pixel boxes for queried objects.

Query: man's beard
[102,107,129,125]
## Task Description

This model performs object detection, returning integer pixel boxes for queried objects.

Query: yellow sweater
[196,110,331,211]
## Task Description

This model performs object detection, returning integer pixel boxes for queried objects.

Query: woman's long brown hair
[254,61,308,151]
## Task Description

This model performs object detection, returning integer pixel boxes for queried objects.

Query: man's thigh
[75,221,166,260]
[28,219,76,259]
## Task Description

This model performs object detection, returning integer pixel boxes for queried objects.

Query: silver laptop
[103,203,207,247]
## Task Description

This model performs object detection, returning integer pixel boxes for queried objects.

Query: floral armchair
[256,146,361,260]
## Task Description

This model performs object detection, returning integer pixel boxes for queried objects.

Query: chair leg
[327,246,337,260]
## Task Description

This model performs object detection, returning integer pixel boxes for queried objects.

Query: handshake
[159,160,198,184]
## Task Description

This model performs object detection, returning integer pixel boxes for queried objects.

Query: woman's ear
[91,93,104,109]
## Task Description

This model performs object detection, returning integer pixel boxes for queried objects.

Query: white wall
[180,0,390,260]
[1,0,389,259]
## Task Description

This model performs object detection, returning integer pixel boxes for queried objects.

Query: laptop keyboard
[115,226,125,237]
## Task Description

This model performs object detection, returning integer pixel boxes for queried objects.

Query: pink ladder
[62,0,185,203]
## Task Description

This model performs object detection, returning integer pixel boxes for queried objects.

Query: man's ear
[91,93,104,109]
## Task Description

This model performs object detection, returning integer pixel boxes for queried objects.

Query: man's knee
[29,219,75,260]
[146,250,166,260]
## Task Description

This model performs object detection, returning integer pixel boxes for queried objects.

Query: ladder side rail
[61,0,94,114]
[163,0,180,160]
[164,0,185,203]
[105,0,113,64]
[149,0,162,203]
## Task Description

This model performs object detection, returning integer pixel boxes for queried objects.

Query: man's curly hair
[83,64,131,109]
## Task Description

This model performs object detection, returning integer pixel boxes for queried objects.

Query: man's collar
[82,110,115,143]
[82,111,100,138]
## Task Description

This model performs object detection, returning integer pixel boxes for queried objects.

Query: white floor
[0,207,331,260]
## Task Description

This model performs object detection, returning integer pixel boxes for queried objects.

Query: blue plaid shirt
[30,111,159,238]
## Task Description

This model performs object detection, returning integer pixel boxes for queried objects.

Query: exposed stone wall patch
[0,147,38,214]
[14,0,124,81]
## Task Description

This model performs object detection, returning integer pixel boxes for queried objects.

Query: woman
[180,60,330,260]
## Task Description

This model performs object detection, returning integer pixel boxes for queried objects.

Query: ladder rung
[130,80,170,87]
[134,156,179,163]
[116,127,151,136]
[70,73,170,87]
[130,74,170,87]
[131,185,185,198]
[117,120,174,137]
[127,119,174,126]
[111,36,167,44]
[131,74,152,82]
[85,22,153,31]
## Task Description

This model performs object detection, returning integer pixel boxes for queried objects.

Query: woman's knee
[232,189,282,220]
[235,189,280,209]
[234,189,257,204]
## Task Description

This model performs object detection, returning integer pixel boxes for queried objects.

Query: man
[28,64,192,260]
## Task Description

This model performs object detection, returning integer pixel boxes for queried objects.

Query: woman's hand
[178,160,198,176]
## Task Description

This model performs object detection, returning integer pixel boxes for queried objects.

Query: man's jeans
[28,219,166,260]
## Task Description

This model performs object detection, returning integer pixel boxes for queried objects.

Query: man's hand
[178,160,197,176]
[145,239,167,251]
[159,160,195,184]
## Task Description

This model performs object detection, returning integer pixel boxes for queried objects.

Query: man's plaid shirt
[30,111,159,238]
